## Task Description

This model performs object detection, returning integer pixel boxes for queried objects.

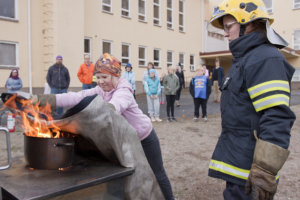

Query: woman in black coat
[175,63,185,107]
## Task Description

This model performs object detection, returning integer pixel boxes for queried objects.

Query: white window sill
[154,24,162,28]
[102,10,113,15]
[0,65,19,69]
[138,19,147,24]
[121,15,131,20]
[0,16,18,22]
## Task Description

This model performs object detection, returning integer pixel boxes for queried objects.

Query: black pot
[24,134,75,170]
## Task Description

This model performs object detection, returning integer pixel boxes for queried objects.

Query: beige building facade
[0,0,300,94]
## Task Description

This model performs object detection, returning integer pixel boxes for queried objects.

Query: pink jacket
[56,78,152,140]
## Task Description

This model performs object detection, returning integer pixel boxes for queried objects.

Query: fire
[4,94,61,138]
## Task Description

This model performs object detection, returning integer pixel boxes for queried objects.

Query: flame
[4,94,61,138]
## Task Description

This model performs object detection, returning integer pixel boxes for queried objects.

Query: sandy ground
[0,105,299,199]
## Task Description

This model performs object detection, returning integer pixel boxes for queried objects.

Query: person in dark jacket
[189,66,211,122]
[175,63,185,107]
[208,0,296,200]
[46,55,70,115]
[211,58,224,103]
[5,69,23,93]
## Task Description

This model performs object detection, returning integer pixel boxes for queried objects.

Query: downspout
[28,0,32,94]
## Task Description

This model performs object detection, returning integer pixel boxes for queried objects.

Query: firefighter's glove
[245,139,290,200]
[31,94,56,112]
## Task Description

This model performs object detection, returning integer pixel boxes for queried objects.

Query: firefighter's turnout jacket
[208,32,296,186]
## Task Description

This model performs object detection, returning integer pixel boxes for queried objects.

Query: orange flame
[4,94,61,138]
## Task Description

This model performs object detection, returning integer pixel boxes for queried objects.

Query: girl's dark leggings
[166,95,176,117]
[141,129,174,200]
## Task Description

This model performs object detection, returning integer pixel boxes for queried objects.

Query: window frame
[0,0,18,21]
[153,48,161,68]
[138,46,147,67]
[0,41,19,68]
[179,0,185,32]
[190,54,195,72]
[293,30,300,50]
[102,0,113,14]
[102,40,113,54]
[292,69,300,82]
[121,43,131,66]
[121,0,130,18]
[179,52,185,70]
[153,0,161,26]
[294,0,300,9]
[167,50,173,67]
[138,0,146,22]
[167,0,173,29]
[84,37,92,61]
[262,0,273,13]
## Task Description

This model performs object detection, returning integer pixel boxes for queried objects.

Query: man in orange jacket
[77,54,95,90]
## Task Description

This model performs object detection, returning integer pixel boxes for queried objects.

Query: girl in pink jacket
[55,54,174,200]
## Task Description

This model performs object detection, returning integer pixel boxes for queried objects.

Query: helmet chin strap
[239,24,246,37]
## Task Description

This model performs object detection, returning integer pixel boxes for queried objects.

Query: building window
[167,51,173,67]
[102,0,112,13]
[167,0,173,29]
[121,43,130,65]
[138,0,146,21]
[153,0,161,26]
[0,41,18,68]
[153,49,161,68]
[0,0,17,19]
[190,55,195,71]
[139,46,147,67]
[294,0,300,9]
[121,0,130,17]
[292,69,300,82]
[84,37,92,60]
[179,53,184,69]
[293,30,300,50]
[102,40,112,54]
[262,0,273,13]
[179,0,185,32]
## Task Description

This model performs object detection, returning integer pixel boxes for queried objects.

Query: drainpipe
[28,0,32,94]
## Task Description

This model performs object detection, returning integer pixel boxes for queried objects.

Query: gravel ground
[0,90,299,199]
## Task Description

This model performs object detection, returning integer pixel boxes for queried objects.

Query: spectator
[212,58,224,103]
[77,54,95,90]
[122,63,136,98]
[144,69,162,122]
[159,72,166,105]
[163,66,179,122]
[143,62,159,116]
[5,69,22,93]
[203,64,209,77]
[175,64,185,107]
[46,55,70,115]
[189,66,211,122]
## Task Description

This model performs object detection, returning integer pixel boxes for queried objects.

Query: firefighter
[208,0,296,199]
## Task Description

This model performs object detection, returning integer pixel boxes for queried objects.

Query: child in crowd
[144,69,162,122]
[160,72,166,105]
[121,63,136,98]
[163,66,179,122]
[5,69,23,93]
[189,66,211,122]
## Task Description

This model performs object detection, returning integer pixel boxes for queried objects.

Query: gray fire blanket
[51,95,164,200]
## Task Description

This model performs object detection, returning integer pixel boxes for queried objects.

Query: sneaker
[193,117,199,122]
[171,117,177,122]
[203,116,208,122]
[167,117,172,122]
[151,117,156,122]
[155,117,162,122]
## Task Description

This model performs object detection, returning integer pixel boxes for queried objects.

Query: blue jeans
[141,129,174,200]
[82,84,93,90]
[50,88,67,116]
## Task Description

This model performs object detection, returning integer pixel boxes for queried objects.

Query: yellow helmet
[210,0,273,29]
